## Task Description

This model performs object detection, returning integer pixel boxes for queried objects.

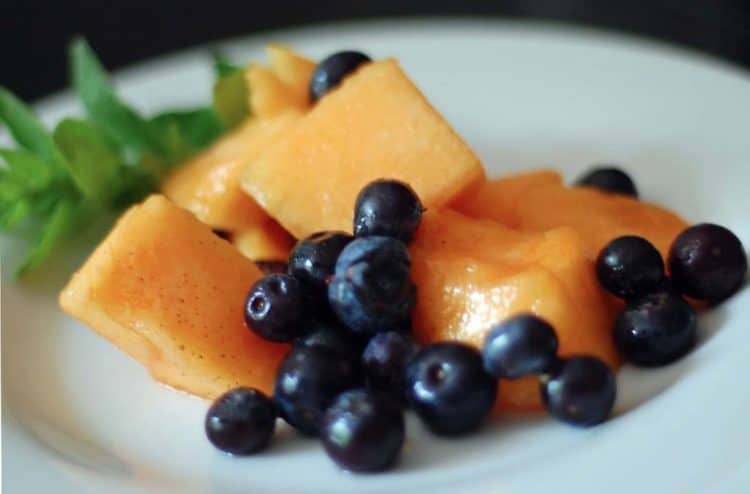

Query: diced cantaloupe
[246,46,315,118]
[162,111,302,232]
[410,209,620,412]
[242,59,485,238]
[59,195,289,399]
[266,44,315,105]
[453,170,562,229]
[232,219,295,261]
[517,183,688,258]
[455,173,689,259]
[164,46,312,232]
[247,66,306,118]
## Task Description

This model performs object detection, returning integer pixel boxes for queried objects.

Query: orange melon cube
[247,66,307,118]
[517,183,688,258]
[453,169,562,228]
[266,44,315,106]
[246,46,315,118]
[162,111,301,232]
[59,195,288,399]
[242,59,485,238]
[232,219,295,261]
[410,210,620,411]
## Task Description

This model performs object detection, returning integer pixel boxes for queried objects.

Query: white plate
[3,19,750,494]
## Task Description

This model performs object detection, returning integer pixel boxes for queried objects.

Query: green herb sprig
[0,38,248,277]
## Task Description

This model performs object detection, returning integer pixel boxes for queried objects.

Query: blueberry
[289,232,355,322]
[205,387,276,454]
[254,260,289,275]
[614,291,697,366]
[404,342,497,435]
[541,356,616,427]
[482,314,559,379]
[328,236,416,334]
[576,166,638,197]
[289,231,353,291]
[353,179,423,244]
[361,331,416,401]
[320,389,405,472]
[668,223,747,303]
[656,275,677,294]
[294,317,369,357]
[310,51,371,101]
[273,346,360,436]
[596,235,665,299]
[244,274,307,342]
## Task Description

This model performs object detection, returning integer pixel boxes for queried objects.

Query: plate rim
[3,17,750,494]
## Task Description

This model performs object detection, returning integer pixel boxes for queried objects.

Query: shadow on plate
[1,213,113,294]
[614,302,729,415]
[395,412,588,474]
[2,225,135,478]
[2,316,134,480]
[263,422,320,457]
[5,407,134,478]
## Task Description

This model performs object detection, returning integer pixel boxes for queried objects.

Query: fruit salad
[44,46,748,472]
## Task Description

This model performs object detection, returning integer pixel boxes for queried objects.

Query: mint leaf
[0,87,68,174]
[111,165,157,209]
[2,38,237,278]
[53,118,120,202]
[212,53,243,78]
[0,171,27,202]
[69,38,166,158]
[212,69,250,129]
[151,108,223,149]
[30,191,68,219]
[0,198,32,229]
[0,149,54,189]
[149,108,223,164]
[16,197,81,276]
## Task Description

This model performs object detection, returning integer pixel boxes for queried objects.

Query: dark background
[3,0,750,101]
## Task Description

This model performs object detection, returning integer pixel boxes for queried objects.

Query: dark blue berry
[482,314,559,379]
[668,223,747,303]
[328,236,416,334]
[353,179,423,244]
[205,387,276,454]
[320,389,405,472]
[577,166,638,197]
[361,331,416,402]
[294,318,369,357]
[596,235,665,299]
[541,356,616,427]
[404,342,497,435]
[289,231,353,291]
[273,346,360,436]
[310,51,371,101]
[656,275,677,294]
[244,274,306,342]
[614,291,697,366]
[254,260,289,275]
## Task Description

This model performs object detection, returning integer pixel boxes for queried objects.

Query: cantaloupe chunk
[247,67,305,118]
[59,195,288,399]
[266,44,315,105]
[232,219,295,261]
[246,46,314,118]
[453,170,562,229]
[162,111,302,232]
[517,183,688,258]
[242,59,485,238]
[410,209,620,412]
